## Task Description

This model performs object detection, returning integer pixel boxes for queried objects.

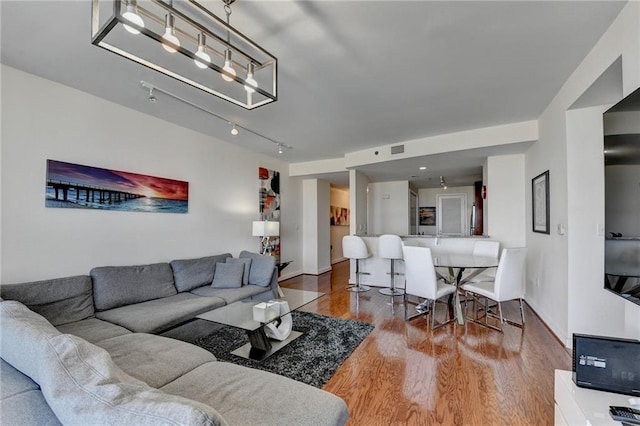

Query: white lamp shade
[252,221,279,237]
[264,221,280,236]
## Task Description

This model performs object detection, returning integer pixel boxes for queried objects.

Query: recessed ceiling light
[419,166,427,170]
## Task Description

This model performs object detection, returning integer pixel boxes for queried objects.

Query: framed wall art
[45,159,188,213]
[419,207,436,226]
[532,170,550,234]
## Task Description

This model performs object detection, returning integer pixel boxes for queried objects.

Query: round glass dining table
[431,254,499,325]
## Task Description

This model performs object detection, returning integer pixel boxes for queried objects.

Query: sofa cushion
[95,333,216,388]
[91,263,177,311]
[170,254,231,293]
[190,285,272,305]
[0,300,61,385]
[239,251,277,287]
[161,362,348,426]
[40,334,228,426]
[0,359,61,425]
[225,257,252,285]
[0,275,94,326]
[56,317,131,343]
[95,293,225,334]
[211,263,243,289]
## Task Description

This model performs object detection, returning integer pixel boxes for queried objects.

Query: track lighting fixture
[139,82,291,155]
[148,87,156,103]
[440,176,448,190]
[92,0,277,110]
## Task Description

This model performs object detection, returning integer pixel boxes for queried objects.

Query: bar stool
[378,234,405,296]
[342,235,371,293]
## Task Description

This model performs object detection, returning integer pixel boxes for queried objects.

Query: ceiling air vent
[391,144,405,154]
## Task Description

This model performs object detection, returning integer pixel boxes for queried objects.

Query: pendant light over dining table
[91,0,278,110]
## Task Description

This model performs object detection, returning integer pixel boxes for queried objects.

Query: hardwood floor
[280,260,571,425]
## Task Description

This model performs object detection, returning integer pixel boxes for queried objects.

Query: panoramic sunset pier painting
[45,160,188,214]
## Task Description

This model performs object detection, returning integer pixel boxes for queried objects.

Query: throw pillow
[211,262,244,289]
[0,300,61,385]
[239,251,276,287]
[40,334,227,426]
[225,257,252,286]
[170,254,231,292]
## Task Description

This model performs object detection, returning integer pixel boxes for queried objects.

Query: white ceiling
[0,0,627,188]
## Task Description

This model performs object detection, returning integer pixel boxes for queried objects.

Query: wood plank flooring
[279,260,571,425]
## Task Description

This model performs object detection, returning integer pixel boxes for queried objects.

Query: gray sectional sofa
[0,252,349,425]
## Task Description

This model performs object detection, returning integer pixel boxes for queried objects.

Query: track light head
[148,88,157,103]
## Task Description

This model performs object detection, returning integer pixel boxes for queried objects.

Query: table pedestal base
[232,330,303,361]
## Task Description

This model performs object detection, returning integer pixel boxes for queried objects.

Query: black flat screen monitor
[573,333,640,396]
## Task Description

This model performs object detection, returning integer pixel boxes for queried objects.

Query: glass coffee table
[196,288,323,361]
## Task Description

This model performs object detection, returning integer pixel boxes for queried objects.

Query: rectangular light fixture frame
[91,0,277,110]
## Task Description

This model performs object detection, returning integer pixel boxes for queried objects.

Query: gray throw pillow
[211,263,244,289]
[225,257,252,286]
[239,251,276,287]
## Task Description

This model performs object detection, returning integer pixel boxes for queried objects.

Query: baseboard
[524,300,569,350]
[331,257,347,265]
[278,270,302,282]
[318,265,332,274]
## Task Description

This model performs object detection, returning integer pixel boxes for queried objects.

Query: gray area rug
[193,311,374,388]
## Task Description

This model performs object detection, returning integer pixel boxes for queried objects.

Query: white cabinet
[554,369,637,425]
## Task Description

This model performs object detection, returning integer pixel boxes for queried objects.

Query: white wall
[526,1,640,345]
[367,181,409,235]
[0,66,303,283]
[349,170,369,235]
[330,186,350,263]
[486,154,526,248]
[301,179,331,275]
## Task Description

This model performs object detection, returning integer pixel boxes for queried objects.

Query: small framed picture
[419,207,436,226]
[532,170,550,234]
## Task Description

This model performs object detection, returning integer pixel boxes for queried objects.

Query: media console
[554,370,639,425]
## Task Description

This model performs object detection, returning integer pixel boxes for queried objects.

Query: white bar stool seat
[378,234,405,296]
[342,235,371,293]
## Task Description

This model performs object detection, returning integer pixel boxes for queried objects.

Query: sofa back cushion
[0,300,61,385]
[239,251,277,287]
[225,257,252,286]
[0,276,94,326]
[41,334,227,426]
[91,263,177,311]
[170,254,231,293]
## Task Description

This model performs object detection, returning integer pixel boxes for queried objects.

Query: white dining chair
[342,235,371,292]
[460,240,501,284]
[402,246,457,329]
[460,247,527,332]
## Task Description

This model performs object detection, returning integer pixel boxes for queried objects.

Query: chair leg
[519,299,525,326]
[347,259,371,292]
[380,259,405,296]
[404,295,427,321]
